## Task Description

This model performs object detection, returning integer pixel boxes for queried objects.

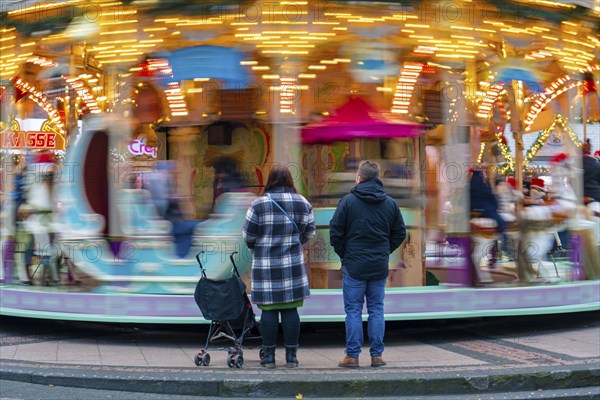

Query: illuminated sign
[0,131,66,151]
[128,136,157,158]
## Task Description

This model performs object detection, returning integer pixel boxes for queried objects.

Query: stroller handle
[196,251,241,279]
[229,251,241,277]
[195,251,207,278]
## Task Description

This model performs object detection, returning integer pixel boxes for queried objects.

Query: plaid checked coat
[242,187,316,306]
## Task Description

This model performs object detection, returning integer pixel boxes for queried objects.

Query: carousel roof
[0,0,598,124]
[302,96,422,144]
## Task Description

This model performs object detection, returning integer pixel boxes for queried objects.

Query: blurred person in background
[582,141,600,203]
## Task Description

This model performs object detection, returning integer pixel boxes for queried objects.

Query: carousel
[0,0,599,323]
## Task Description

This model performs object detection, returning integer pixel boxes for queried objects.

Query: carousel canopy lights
[524,64,599,132]
[0,0,596,127]
[64,77,101,114]
[477,84,505,119]
[165,82,188,117]
[391,63,423,115]
[13,77,66,135]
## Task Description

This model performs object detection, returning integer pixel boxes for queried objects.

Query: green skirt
[257,300,304,311]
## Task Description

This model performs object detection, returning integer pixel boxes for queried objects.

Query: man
[330,160,406,368]
[582,142,600,203]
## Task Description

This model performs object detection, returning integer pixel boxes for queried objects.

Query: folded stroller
[193,251,258,368]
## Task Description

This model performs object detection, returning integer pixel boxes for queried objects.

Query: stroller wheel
[195,352,210,367]
[234,355,244,368]
[226,354,234,368]
[201,353,211,366]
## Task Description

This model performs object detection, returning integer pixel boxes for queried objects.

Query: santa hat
[531,178,545,189]
[507,177,517,189]
[551,153,569,164]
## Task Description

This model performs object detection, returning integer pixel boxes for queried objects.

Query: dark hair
[264,164,297,193]
[213,156,239,174]
[357,160,380,182]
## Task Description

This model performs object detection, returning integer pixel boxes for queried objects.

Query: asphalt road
[1,379,599,400]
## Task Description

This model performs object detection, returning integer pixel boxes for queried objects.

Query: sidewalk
[1,314,599,398]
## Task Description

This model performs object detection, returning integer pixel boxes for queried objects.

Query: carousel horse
[518,160,577,282]
[18,156,61,285]
[496,177,522,260]
[470,217,497,284]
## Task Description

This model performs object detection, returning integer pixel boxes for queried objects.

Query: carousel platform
[0,312,598,399]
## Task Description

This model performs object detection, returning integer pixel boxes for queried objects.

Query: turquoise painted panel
[314,207,418,227]
[312,207,419,265]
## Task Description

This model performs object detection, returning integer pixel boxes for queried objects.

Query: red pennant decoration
[551,153,568,163]
[583,71,597,95]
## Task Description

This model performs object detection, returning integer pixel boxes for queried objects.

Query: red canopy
[301,96,423,144]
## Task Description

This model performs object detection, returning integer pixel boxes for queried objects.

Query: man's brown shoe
[338,355,359,368]
[371,356,387,367]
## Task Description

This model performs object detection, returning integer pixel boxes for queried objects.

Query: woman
[242,165,315,369]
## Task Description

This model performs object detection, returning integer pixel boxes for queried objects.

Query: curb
[1,362,599,397]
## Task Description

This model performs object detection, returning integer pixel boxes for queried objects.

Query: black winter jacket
[583,155,600,202]
[329,178,406,280]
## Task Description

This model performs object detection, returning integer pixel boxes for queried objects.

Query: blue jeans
[342,273,386,358]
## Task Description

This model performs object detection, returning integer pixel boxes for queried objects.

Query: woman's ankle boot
[260,345,276,369]
[285,345,298,368]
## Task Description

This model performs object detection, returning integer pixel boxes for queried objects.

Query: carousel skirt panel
[0,282,598,323]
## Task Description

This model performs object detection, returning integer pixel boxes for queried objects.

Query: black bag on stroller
[193,251,258,368]
[194,270,246,322]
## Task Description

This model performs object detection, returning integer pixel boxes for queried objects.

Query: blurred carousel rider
[5,158,28,233]
[146,161,175,219]
[211,156,247,211]
[526,178,548,205]
[147,161,201,258]
[496,177,522,224]
[470,169,505,234]
[9,158,34,283]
